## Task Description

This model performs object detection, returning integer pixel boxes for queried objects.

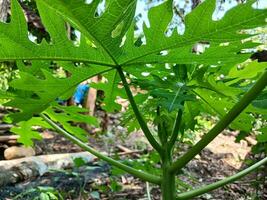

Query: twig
[146,182,152,200]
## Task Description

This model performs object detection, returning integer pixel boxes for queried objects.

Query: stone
[4,146,35,160]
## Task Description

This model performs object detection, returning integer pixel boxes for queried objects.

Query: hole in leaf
[20,1,51,44]
[165,64,171,69]
[84,0,93,5]
[0,0,10,23]
[220,42,230,47]
[94,0,106,18]
[119,35,127,47]
[46,62,72,79]
[253,0,267,9]
[141,72,150,77]
[65,23,81,47]
[212,0,239,21]
[158,50,169,56]
[134,36,145,47]
[192,42,210,55]
[22,60,32,66]
[31,93,40,100]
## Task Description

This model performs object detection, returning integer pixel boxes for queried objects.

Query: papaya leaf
[44,104,99,141]
[35,0,137,62]
[0,0,113,65]
[227,61,267,85]
[252,90,267,109]
[189,68,243,98]
[10,117,51,146]
[4,62,110,122]
[183,101,201,131]
[120,0,267,66]
[194,88,254,132]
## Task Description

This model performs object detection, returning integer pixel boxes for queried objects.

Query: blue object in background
[73,84,90,105]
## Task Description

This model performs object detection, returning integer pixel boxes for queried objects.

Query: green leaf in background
[4,62,109,122]
[10,117,51,146]
[183,101,201,131]
[195,88,254,132]
[90,191,100,199]
[73,157,87,168]
[252,90,267,109]
[227,61,267,85]
[44,104,99,141]
[133,65,195,112]
[257,126,267,143]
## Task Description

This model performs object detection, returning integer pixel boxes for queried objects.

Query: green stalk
[116,66,162,154]
[158,109,176,200]
[161,156,176,200]
[170,70,267,173]
[168,105,184,150]
[40,113,161,185]
[161,140,176,199]
[177,156,267,199]
[157,106,164,145]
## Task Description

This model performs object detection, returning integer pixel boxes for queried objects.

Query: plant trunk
[161,148,176,200]
[162,165,175,200]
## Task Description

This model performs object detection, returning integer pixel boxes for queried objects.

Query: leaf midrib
[39,0,117,65]
[39,0,136,67]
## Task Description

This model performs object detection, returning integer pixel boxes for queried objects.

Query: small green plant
[0,0,267,199]
[13,186,64,200]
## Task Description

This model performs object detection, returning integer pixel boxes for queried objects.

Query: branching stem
[40,113,162,185]
[170,70,267,173]
[177,156,267,199]
[116,66,163,154]
[168,105,184,151]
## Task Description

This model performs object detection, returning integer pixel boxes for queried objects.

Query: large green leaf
[5,62,110,122]
[252,90,267,109]
[10,104,99,146]
[35,0,137,62]
[0,0,266,67]
[0,0,113,65]
[120,0,267,66]
[0,0,266,129]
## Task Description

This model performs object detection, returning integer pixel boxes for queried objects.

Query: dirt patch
[206,132,251,169]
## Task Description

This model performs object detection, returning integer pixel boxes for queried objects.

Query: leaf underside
[0,0,266,136]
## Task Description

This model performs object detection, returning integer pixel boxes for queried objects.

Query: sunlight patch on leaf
[111,21,125,38]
